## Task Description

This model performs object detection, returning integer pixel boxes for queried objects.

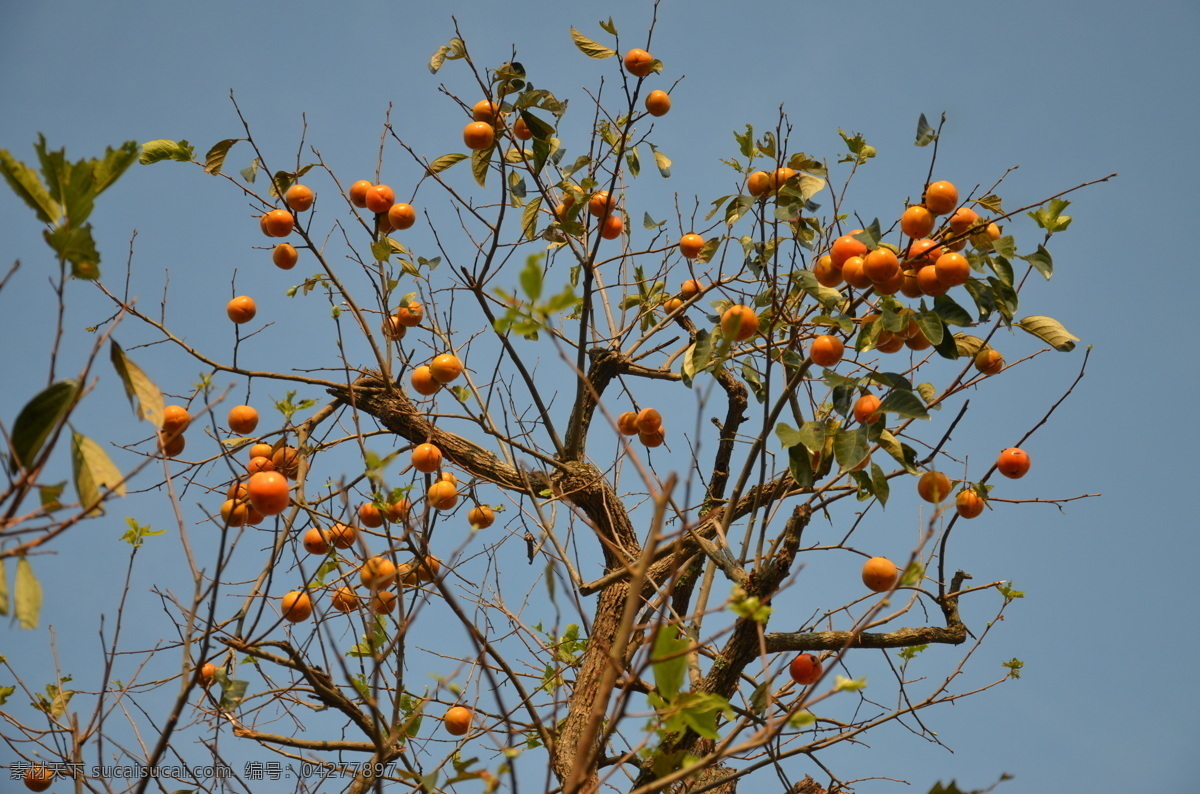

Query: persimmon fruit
[917,471,952,503]
[262,209,295,237]
[360,556,398,590]
[721,305,759,341]
[272,242,298,270]
[388,202,416,230]
[617,411,640,435]
[331,586,360,613]
[463,121,495,150]
[427,479,458,510]
[444,705,473,736]
[924,180,959,215]
[364,184,395,214]
[248,471,289,515]
[162,405,191,436]
[358,502,384,528]
[411,365,441,396]
[645,89,671,116]
[789,653,822,686]
[600,212,624,239]
[468,505,495,529]
[679,233,704,259]
[974,349,1004,376]
[861,556,899,592]
[227,405,258,434]
[623,48,654,77]
[810,335,844,368]
[280,590,312,622]
[328,522,357,549]
[430,353,464,383]
[840,256,872,289]
[853,394,882,424]
[588,190,615,217]
[284,183,314,212]
[412,443,443,473]
[997,448,1031,479]
[900,205,935,239]
[348,180,372,207]
[24,766,53,792]
[226,296,257,324]
[302,527,330,555]
[956,489,985,519]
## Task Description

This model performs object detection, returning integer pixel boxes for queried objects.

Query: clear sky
[2,1,1198,792]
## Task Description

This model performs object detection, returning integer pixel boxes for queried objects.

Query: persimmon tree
[1,11,1108,794]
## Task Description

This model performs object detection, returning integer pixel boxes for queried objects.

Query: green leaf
[643,211,665,230]
[520,255,543,301]
[1019,244,1054,280]
[521,196,542,240]
[1018,315,1079,351]
[11,380,78,472]
[954,334,986,358]
[220,679,249,710]
[599,17,618,35]
[932,294,973,327]
[110,342,164,427]
[788,709,816,729]
[625,146,640,178]
[240,158,259,183]
[697,237,721,264]
[1002,658,1024,680]
[898,643,928,661]
[428,153,468,174]
[877,429,919,473]
[0,560,7,616]
[203,138,242,175]
[724,194,754,226]
[471,144,494,187]
[71,431,125,516]
[569,27,616,59]
[650,145,671,178]
[914,113,937,147]
[834,427,869,471]
[651,625,689,701]
[1027,198,1072,233]
[916,312,945,347]
[681,329,712,387]
[835,675,867,691]
[0,148,60,222]
[837,129,876,165]
[0,686,13,706]
[39,481,66,512]
[15,557,41,629]
[879,389,930,420]
[138,139,194,165]
[870,462,890,506]
[787,445,814,489]
[43,224,101,279]
[675,691,730,739]
[120,517,164,549]
[988,276,1019,321]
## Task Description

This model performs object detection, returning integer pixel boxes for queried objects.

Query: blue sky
[2,1,1198,792]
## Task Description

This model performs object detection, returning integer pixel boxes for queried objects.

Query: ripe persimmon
[402,554,441,584]
[245,444,272,463]
[861,556,899,592]
[471,99,501,124]
[900,205,935,239]
[360,556,398,590]
[664,297,684,313]
[997,448,1031,479]
[262,208,295,237]
[899,269,924,298]
[248,471,289,515]
[410,365,441,396]
[840,256,872,289]
[382,315,407,341]
[284,183,314,212]
[747,171,772,197]
[328,522,357,549]
[789,653,822,686]
[358,502,384,528]
[813,254,844,287]
[934,252,971,286]
[512,116,533,140]
[917,471,952,503]
[468,505,495,529]
[198,661,218,686]
[427,479,458,510]
[348,180,372,208]
[227,405,258,434]
[915,265,948,297]
[974,349,1004,376]
[639,426,666,448]
[226,296,257,324]
[956,489,985,519]
[394,301,423,326]
[302,527,330,555]
[600,212,624,239]
[272,446,299,478]
[331,586,360,613]
[412,443,443,473]
[904,238,943,267]
[863,248,900,284]
[949,206,979,234]
[372,591,398,614]
[645,89,671,116]
[280,590,312,622]
[679,233,704,259]
[636,407,663,433]
[444,705,473,736]
[617,411,640,435]
[876,330,905,354]
[463,121,495,150]
[771,167,796,190]
[272,242,298,270]
[853,394,882,424]
[623,48,654,77]
[24,766,54,792]
[924,180,959,215]
[430,353,464,383]
[220,499,252,527]
[388,202,416,230]
[873,268,906,296]
[830,234,868,267]
[986,223,1002,240]
[588,190,615,217]
[162,405,191,436]
[680,279,702,299]
[364,184,395,214]
[721,305,759,341]
[386,498,412,522]
[810,335,844,368]
[246,456,275,475]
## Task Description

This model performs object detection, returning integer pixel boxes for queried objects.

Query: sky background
[2,1,1198,792]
